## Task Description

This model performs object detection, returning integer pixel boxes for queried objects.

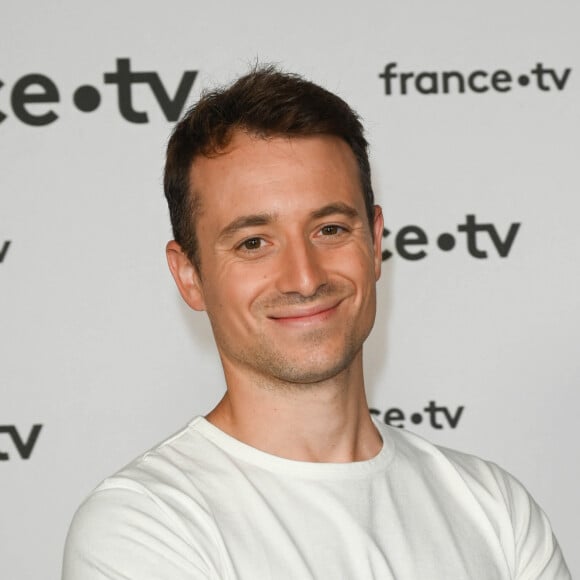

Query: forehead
[189,131,363,219]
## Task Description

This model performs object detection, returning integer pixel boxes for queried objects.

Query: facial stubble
[208,281,376,389]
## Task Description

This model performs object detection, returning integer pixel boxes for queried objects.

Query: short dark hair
[164,65,374,268]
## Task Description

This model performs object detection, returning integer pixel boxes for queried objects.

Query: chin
[258,347,361,387]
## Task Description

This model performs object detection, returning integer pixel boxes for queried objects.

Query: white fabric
[62,417,570,579]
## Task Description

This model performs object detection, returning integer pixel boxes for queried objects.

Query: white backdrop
[1,1,578,578]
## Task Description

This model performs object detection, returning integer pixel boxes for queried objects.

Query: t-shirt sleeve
[488,463,571,580]
[62,484,217,580]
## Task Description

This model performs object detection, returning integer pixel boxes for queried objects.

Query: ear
[372,205,384,281]
[165,241,206,311]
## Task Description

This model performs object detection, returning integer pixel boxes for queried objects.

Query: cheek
[339,246,376,282]
[346,259,378,310]
[208,264,272,315]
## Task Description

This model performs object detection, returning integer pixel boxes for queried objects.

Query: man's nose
[275,239,328,297]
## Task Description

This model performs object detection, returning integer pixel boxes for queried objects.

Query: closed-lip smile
[268,300,343,324]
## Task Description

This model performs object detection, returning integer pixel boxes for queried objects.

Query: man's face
[171,131,383,386]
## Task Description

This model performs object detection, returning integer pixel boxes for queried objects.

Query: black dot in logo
[437,233,455,251]
[73,85,101,112]
[518,75,530,87]
[411,413,423,425]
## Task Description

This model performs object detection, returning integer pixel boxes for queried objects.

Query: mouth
[268,300,342,326]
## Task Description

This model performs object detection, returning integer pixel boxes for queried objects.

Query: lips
[268,300,342,324]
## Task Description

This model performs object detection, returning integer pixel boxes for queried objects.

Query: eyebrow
[310,202,359,220]
[218,202,360,241]
[218,213,275,241]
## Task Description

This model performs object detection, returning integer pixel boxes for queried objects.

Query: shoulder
[379,423,571,579]
[62,418,224,579]
[380,421,525,494]
[381,423,542,523]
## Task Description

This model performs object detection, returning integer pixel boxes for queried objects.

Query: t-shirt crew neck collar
[190,416,395,479]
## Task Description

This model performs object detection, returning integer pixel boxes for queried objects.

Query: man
[63,67,570,579]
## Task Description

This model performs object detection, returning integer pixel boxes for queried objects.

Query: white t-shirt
[62,417,570,579]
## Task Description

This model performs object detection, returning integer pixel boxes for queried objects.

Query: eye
[320,224,345,236]
[238,237,264,251]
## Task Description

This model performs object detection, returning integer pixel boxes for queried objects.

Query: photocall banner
[1,1,578,577]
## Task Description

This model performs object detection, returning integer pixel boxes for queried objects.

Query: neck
[205,354,382,463]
